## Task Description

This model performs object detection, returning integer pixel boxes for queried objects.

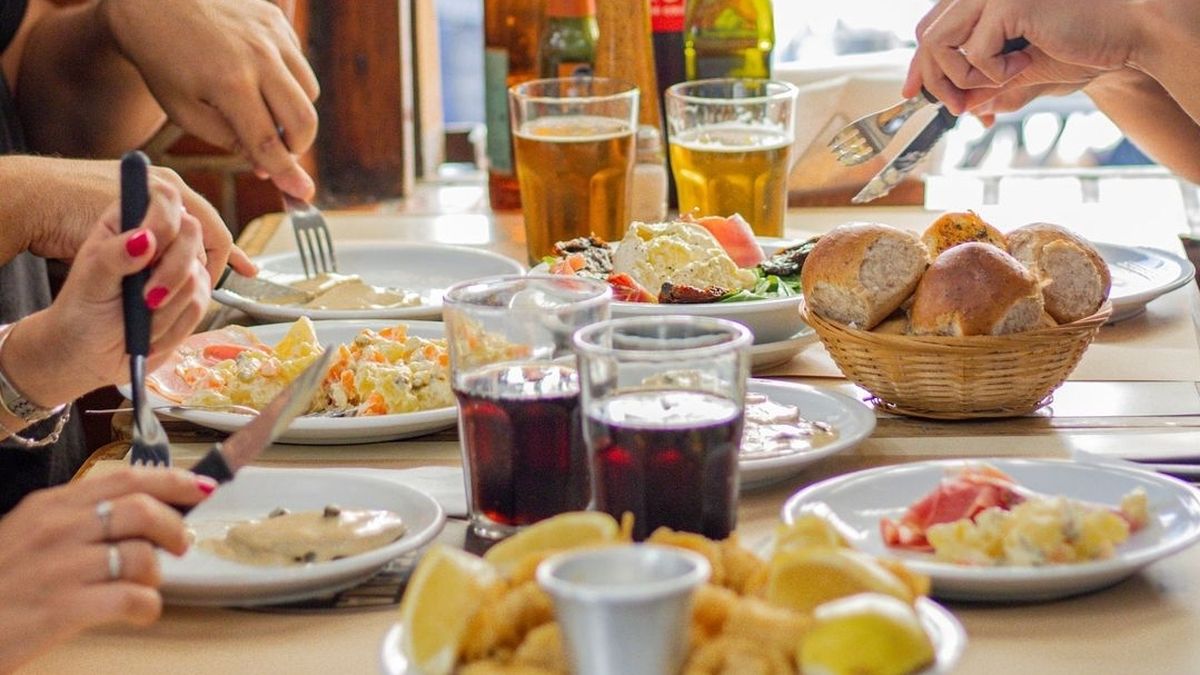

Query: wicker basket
[801,299,1112,419]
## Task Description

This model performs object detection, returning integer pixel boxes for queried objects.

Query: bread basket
[800,299,1112,419]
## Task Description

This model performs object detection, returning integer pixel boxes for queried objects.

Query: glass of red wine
[573,316,752,541]
[444,275,611,540]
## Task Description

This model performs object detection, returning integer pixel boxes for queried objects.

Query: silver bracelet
[0,405,71,448]
[0,322,67,423]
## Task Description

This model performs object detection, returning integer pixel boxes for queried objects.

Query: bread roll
[1007,223,1111,324]
[909,243,1044,336]
[922,211,1006,258]
[801,223,928,330]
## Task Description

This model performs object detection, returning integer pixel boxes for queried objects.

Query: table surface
[28,176,1200,675]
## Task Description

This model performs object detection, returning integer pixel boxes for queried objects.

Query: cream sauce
[740,392,838,460]
[264,273,422,310]
[200,506,407,566]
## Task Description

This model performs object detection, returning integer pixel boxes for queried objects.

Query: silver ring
[107,544,122,581]
[96,499,114,541]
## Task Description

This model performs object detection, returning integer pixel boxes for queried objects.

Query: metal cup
[537,544,711,675]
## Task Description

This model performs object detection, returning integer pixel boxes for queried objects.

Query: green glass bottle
[539,0,600,78]
[683,0,774,80]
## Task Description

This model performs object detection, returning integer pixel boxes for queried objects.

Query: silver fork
[121,152,172,467]
[828,93,931,166]
[283,193,338,278]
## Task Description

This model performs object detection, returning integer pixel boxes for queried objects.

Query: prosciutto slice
[147,326,268,402]
[881,465,1028,551]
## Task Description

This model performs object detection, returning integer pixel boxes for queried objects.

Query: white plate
[782,458,1200,602]
[749,327,818,372]
[213,242,525,322]
[133,320,458,445]
[378,596,964,675]
[162,468,445,606]
[1098,243,1195,323]
[534,237,807,344]
[739,379,875,490]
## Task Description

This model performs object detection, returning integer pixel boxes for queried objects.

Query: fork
[828,91,933,166]
[121,152,172,467]
[283,193,338,278]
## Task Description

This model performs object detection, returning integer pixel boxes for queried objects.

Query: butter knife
[184,348,334,505]
[852,37,1029,204]
[216,266,313,305]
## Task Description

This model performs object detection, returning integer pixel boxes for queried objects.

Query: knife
[216,266,314,305]
[852,37,1030,204]
[184,347,334,504]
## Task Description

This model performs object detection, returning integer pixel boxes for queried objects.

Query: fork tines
[284,194,338,278]
[828,94,929,167]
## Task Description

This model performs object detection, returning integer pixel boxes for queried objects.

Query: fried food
[512,623,569,674]
[683,635,796,675]
[722,596,811,657]
[461,582,555,661]
[459,662,560,675]
[646,527,726,587]
[720,535,768,596]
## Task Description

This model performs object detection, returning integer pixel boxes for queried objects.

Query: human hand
[903,0,1139,114]
[0,467,214,673]
[99,0,319,200]
[5,179,212,404]
[14,156,255,280]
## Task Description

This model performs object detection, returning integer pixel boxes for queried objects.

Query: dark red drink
[455,363,588,533]
[587,389,742,540]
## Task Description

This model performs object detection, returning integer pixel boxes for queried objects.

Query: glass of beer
[509,77,638,263]
[665,78,798,237]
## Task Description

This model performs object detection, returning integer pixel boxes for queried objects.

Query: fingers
[177,184,234,284]
[215,87,315,200]
[263,67,319,160]
[73,468,215,517]
[147,259,210,352]
[69,583,163,629]
[228,246,258,277]
[76,540,162,586]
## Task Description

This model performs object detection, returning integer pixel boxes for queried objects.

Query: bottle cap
[635,125,665,163]
[547,0,596,18]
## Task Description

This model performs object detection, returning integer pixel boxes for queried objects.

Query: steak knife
[852,37,1030,204]
[183,348,334,506]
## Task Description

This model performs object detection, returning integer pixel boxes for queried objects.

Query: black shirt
[0,0,89,514]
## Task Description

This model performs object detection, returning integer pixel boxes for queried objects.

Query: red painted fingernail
[125,231,150,257]
[145,286,169,310]
[195,476,217,495]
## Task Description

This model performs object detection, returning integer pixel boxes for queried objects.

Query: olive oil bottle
[683,0,774,80]
[539,0,599,78]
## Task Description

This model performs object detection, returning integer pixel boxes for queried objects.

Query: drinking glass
[444,275,611,540]
[573,316,752,541]
[664,78,798,237]
[509,77,639,264]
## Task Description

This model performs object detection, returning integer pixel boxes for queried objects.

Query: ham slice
[690,214,765,268]
[606,273,657,303]
[147,326,268,402]
[882,466,1027,552]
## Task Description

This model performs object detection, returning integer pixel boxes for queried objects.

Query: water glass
[444,275,611,540]
[573,316,751,540]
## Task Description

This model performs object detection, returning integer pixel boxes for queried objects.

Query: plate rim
[739,378,876,489]
[162,468,447,606]
[781,458,1200,594]
[1096,242,1195,310]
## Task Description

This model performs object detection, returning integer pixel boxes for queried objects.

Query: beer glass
[665,78,798,237]
[509,77,638,263]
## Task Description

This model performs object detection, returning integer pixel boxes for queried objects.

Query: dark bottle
[649,0,686,207]
[539,0,599,78]
[484,0,543,211]
[684,0,774,80]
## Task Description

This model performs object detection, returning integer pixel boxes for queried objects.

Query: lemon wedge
[799,593,935,675]
[774,514,852,554]
[483,511,620,575]
[398,545,502,675]
[766,547,913,614]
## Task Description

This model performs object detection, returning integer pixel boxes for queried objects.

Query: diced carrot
[201,344,252,362]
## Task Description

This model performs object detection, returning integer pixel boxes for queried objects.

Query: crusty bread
[909,243,1045,336]
[921,211,1007,259]
[801,222,928,330]
[1006,223,1111,324]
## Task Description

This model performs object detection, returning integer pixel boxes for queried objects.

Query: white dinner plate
[213,241,525,322]
[749,327,818,372]
[162,468,445,607]
[378,596,964,675]
[782,458,1200,602]
[133,320,458,445]
[739,379,875,490]
[533,237,808,344]
[1098,243,1195,323]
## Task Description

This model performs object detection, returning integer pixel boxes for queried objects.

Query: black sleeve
[0,0,28,54]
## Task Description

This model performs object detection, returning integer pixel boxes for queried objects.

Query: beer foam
[515,115,634,143]
[671,124,792,152]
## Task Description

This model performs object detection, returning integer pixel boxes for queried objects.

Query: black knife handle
[175,447,234,514]
[120,151,151,357]
[920,36,1030,104]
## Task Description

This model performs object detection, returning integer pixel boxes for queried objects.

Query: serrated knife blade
[851,105,958,204]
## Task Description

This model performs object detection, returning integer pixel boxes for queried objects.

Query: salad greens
[718,268,802,303]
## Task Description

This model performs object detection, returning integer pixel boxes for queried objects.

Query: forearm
[1129,0,1200,129]
[1084,69,1200,185]
[14,0,165,157]
[0,312,98,436]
